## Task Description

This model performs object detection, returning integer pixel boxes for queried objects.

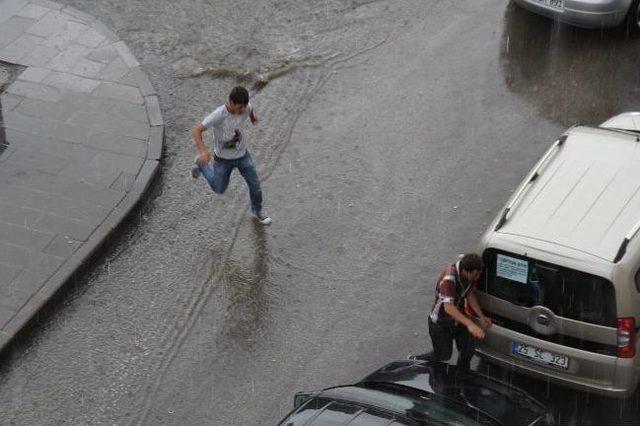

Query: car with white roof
[475,112,640,397]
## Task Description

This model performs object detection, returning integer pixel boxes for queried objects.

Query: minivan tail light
[617,317,636,358]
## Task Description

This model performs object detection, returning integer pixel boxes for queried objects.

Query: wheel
[626,0,640,36]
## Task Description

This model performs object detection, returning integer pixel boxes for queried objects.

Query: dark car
[279,360,553,425]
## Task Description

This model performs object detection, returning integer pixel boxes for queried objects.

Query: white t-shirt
[201,102,253,160]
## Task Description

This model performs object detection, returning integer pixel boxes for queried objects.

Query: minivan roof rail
[613,219,640,263]
[494,135,568,231]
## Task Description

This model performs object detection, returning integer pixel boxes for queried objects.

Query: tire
[626,0,640,37]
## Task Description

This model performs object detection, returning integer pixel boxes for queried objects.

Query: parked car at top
[513,0,640,33]
[475,112,640,397]
[279,359,552,425]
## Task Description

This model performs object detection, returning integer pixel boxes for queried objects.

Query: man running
[191,86,271,225]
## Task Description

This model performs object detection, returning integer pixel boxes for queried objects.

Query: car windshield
[482,249,617,327]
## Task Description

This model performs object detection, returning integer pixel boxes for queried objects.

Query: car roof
[496,126,640,263]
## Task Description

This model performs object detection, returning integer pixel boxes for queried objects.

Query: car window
[635,267,640,293]
[482,249,617,326]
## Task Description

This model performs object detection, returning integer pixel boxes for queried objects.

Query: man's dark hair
[229,86,249,105]
[459,253,483,272]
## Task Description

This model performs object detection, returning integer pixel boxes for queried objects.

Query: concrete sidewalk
[0,0,163,352]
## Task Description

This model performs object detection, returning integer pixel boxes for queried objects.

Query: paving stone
[62,6,95,24]
[49,120,89,144]
[0,32,44,63]
[147,125,163,160]
[0,263,22,287]
[92,81,143,104]
[19,44,59,67]
[0,203,42,229]
[41,20,89,50]
[72,58,105,78]
[16,3,51,20]
[86,44,118,64]
[5,80,62,102]
[0,285,33,309]
[0,148,69,174]
[91,20,118,42]
[0,305,17,329]
[0,182,110,223]
[112,41,139,68]
[25,10,68,38]
[46,43,91,72]
[90,150,144,174]
[17,66,50,83]
[73,26,104,47]
[6,252,65,293]
[29,0,63,11]
[90,117,149,141]
[144,95,163,127]
[58,161,121,188]
[109,171,135,192]
[33,212,96,241]
[117,70,137,87]
[2,109,87,144]
[42,234,82,257]
[0,0,29,26]
[6,132,96,167]
[108,99,148,123]
[14,97,77,121]
[0,241,41,268]
[4,129,97,164]
[131,66,156,96]
[84,131,147,158]
[0,16,37,50]
[96,56,129,82]
[0,221,54,251]
[0,93,24,111]
[67,110,149,140]
[41,70,100,93]
[0,167,125,208]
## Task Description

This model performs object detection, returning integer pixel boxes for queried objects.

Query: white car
[514,0,640,33]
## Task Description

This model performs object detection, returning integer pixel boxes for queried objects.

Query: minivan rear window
[481,249,617,327]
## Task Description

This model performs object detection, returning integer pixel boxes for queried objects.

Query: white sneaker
[255,210,272,225]
[191,155,201,179]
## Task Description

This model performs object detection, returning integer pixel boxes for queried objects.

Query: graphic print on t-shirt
[201,103,252,160]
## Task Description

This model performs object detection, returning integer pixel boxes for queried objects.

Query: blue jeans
[199,151,263,213]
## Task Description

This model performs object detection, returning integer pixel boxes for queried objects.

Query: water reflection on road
[501,2,640,127]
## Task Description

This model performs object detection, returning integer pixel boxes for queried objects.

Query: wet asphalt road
[1,1,640,424]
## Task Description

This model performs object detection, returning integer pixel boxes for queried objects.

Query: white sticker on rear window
[496,254,528,284]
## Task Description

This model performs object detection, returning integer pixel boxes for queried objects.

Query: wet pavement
[0,0,639,425]
[0,0,162,356]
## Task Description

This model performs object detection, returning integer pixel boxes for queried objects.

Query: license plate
[512,341,569,369]
[534,0,564,10]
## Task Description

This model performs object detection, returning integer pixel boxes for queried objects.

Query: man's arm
[192,124,211,164]
[466,291,492,329]
[249,109,258,125]
[443,303,485,339]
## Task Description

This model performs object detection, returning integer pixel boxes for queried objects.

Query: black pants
[422,320,476,371]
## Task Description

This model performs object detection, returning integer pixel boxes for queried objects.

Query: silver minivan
[476,112,640,397]
[513,0,640,33]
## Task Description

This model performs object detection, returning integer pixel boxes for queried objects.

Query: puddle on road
[500,3,640,127]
